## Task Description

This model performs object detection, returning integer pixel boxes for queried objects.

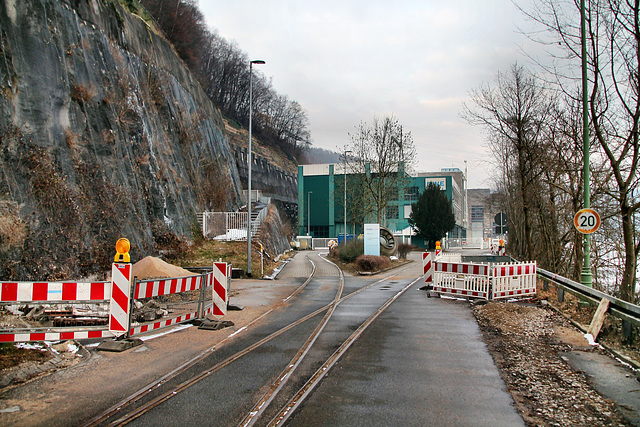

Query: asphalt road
[125,251,524,426]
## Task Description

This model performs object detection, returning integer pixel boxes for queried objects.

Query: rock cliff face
[0,0,244,279]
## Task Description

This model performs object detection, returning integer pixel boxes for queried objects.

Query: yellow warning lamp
[435,241,441,250]
[114,238,131,263]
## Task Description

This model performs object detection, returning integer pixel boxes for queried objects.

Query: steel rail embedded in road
[85,256,319,427]
[238,256,344,426]
[88,254,421,426]
[268,274,423,426]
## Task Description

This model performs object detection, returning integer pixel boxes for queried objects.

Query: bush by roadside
[354,254,391,272]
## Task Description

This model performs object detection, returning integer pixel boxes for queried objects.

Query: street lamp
[307,191,313,236]
[247,59,265,277]
[580,0,592,287]
[343,150,352,243]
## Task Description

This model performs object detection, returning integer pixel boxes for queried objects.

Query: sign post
[574,208,601,234]
[364,223,380,256]
[494,212,508,235]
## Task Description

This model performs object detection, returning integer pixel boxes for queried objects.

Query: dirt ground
[473,299,638,426]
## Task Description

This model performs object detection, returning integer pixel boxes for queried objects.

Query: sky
[199,0,542,188]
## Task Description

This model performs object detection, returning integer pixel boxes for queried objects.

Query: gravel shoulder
[473,300,639,426]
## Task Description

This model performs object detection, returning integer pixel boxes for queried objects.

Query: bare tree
[525,0,640,302]
[463,64,551,261]
[344,115,416,225]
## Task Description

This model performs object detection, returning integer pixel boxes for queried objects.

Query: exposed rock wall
[234,147,297,202]
[0,0,243,279]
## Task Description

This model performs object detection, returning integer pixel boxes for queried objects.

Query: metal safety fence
[422,252,536,300]
[0,262,230,343]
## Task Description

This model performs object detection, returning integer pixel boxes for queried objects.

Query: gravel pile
[473,301,633,426]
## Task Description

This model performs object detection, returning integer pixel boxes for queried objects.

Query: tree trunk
[620,203,637,302]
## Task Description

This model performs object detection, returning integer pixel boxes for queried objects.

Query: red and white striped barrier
[0,330,113,343]
[129,312,199,336]
[1,259,231,342]
[422,252,536,301]
[492,262,537,299]
[432,262,491,299]
[0,281,111,302]
[212,262,230,318]
[134,275,202,299]
[422,252,433,284]
[109,263,133,337]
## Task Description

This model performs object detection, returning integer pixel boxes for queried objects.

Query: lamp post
[343,150,352,244]
[247,59,265,278]
[307,191,313,236]
[580,0,592,287]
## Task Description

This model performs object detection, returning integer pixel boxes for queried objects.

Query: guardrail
[537,267,640,327]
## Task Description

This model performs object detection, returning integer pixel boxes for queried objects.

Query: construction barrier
[0,255,230,343]
[492,262,537,299]
[0,281,111,303]
[422,252,536,301]
[433,262,491,300]
[212,262,230,318]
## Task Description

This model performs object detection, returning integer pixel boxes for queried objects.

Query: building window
[388,188,399,201]
[405,186,419,201]
[404,205,412,219]
[309,225,330,238]
[471,205,484,222]
[386,205,399,220]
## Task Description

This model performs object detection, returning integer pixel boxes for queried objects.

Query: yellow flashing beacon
[114,238,131,263]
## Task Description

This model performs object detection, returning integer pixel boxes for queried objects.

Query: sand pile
[132,256,195,280]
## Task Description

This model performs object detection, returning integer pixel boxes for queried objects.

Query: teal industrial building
[297,164,467,247]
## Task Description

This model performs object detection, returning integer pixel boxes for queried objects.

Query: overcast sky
[199,0,541,188]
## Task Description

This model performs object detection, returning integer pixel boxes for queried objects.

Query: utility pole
[580,0,592,287]
[247,59,265,277]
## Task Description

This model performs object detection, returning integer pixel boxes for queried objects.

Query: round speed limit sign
[574,208,601,234]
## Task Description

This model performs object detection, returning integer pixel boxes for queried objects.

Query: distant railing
[202,201,271,241]
[203,212,249,240]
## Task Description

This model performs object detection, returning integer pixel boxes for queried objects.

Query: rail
[537,267,640,327]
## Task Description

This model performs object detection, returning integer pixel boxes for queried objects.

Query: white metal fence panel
[432,262,491,299]
[492,262,537,299]
[203,212,249,240]
[312,238,335,250]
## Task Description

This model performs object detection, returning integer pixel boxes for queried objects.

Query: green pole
[581,0,592,287]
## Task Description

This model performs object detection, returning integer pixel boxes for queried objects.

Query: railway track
[84,253,421,426]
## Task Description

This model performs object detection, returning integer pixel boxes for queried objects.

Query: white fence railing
[203,212,249,240]
[202,202,271,241]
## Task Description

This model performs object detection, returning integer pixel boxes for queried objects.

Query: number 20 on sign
[574,208,601,234]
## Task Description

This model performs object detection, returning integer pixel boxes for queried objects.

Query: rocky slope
[0,0,246,279]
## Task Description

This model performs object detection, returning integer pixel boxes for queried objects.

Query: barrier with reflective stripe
[0,330,113,343]
[422,252,433,283]
[212,262,230,318]
[492,262,537,299]
[134,275,202,299]
[0,281,110,302]
[433,262,491,299]
[0,262,230,343]
[422,252,536,301]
